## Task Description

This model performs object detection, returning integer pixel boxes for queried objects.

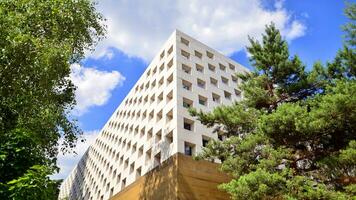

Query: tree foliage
[6,165,60,200]
[0,0,105,198]
[239,24,322,112]
[191,3,356,199]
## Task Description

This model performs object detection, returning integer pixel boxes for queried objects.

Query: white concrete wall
[58,30,248,200]
[174,30,247,156]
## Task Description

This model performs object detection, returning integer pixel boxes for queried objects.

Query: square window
[124,159,129,169]
[182,80,192,91]
[222,76,229,85]
[126,141,131,151]
[208,64,215,72]
[212,93,221,103]
[158,92,163,103]
[194,50,202,59]
[119,156,124,165]
[156,110,163,122]
[166,109,173,122]
[167,58,173,69]
[115,153,120,162]
[165,131,173,144]
[184,142,196,156]
[185,145,192,156]
[235,89,242,96]
[197,78,206,89]
[182,64,191,74]
[149,110,154,120]
[166,90,173,103]
[132,143,137,154]
[147,128,153,139]
[155,130,162,143]
[140,128,145,138]
[210,77,218,86]
[232,75,238,83]
[130,162,135,174]
[138,146,143,157]
[159,77,164,87]
[196,64,204,73]
[183,97,193,108]
[219,63,226,71]
[167,45,173,55]
[150,94,155,103]
[154,152,161,166]
[229,63,235,70]
[166,74,173,86]
[181,37,189,46]
[206,51,214,59]
[159,63,164,72]
[224,91,232,100]
[198,95,207,106]
[183,118,194,131]
[160,51,165,60]
[138,97,142,104]
[181,49,190,59]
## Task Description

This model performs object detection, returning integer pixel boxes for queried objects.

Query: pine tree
[190,3,356,199]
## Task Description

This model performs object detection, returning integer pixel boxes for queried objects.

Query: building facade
[58,30,248,200]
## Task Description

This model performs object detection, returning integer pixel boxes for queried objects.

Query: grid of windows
[59,38,177,200]
[59,30,248,200]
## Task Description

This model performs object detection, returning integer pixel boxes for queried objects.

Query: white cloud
[90,0,306,61]
[52,130,99,180]
[70,64,125,115]
[283,20,306,40]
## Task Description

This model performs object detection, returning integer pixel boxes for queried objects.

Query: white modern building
[59,30,249,200]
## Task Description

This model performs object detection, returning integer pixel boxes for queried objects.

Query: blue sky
[54,0,350,179]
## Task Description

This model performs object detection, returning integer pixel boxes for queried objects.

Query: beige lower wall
[110,153,230,200]
[177,155,231,200]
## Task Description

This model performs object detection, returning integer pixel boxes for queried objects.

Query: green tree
[0,0,105,199]
[191,3,356,200]
[239,23,324,112]
[7,165,61,200]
